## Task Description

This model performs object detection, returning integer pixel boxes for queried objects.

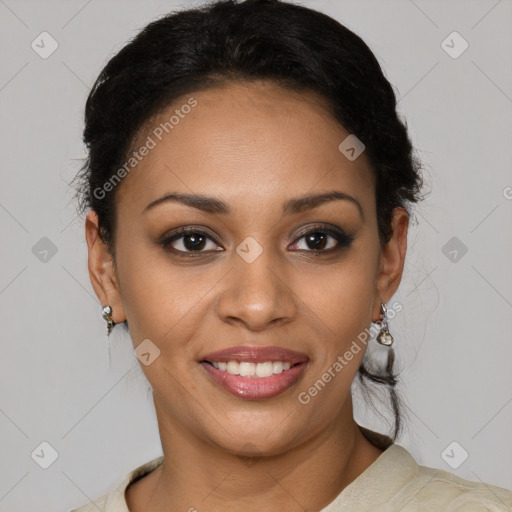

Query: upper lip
[200,345,309,365]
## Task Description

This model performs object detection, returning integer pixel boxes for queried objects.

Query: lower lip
[200,362,308,400]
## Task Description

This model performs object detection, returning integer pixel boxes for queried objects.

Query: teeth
[256,362,273,377]
[209,360,295,377]
[239,362,255,376]
[273,361,283,374]
[227,361,239,375]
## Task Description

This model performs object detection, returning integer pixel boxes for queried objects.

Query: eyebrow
[143,190,364,220]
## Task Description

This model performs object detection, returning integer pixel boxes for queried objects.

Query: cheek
[115,242,214,349]
[294,262,376,405]
[298,258,375,339]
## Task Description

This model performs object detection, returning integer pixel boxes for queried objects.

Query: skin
[86,80,408,512]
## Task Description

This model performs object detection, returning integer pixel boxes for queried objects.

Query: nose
[215,248,298,332]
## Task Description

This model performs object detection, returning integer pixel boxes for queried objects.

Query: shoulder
[391,458,512,511]
[69,483,123,512]
[69,455,164,512]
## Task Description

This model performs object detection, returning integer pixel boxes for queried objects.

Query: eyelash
[159,224,354,258]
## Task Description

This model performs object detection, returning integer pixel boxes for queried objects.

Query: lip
[199,345,310,400]
[200,345,309,365]
[200,361,309,400]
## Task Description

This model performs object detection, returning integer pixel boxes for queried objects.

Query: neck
[126,394,384,512]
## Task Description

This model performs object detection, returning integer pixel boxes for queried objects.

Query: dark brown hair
[72,0,427,441]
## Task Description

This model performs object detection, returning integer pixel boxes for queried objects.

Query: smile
[199,345,309,400]
[207,360,292,377]
[200,361,308,399]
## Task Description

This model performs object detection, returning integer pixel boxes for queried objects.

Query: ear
[372,207,408,322]
[85,210,126,324]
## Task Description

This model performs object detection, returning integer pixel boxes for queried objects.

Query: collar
[105,425,415,512]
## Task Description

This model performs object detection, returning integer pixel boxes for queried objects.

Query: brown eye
[289,226,354,254]
[303,232,331,250]
[161,228,222,255]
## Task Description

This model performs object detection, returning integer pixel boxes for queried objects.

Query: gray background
[1,0,511,510]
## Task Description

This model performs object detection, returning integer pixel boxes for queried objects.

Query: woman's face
[87,80,407,456]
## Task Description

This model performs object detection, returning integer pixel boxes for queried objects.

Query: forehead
[116,80,375,217]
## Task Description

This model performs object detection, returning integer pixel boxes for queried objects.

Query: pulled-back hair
[73,0,427,441]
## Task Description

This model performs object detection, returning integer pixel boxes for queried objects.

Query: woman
[70,0,512,510]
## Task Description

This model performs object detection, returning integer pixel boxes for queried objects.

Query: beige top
[70,426,512,512]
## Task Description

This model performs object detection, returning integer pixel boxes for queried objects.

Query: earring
[101,305,116,337]
[376,303,394,346]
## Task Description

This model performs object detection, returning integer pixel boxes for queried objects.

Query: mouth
[199,345,309,400]
[202,359,301,375]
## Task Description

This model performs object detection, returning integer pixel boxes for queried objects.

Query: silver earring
[101,305,116,337]
[376,303,394,346]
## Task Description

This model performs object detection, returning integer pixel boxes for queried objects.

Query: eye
[160,224,354,257]
[160,227,223,256]
[289,225,354,254]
